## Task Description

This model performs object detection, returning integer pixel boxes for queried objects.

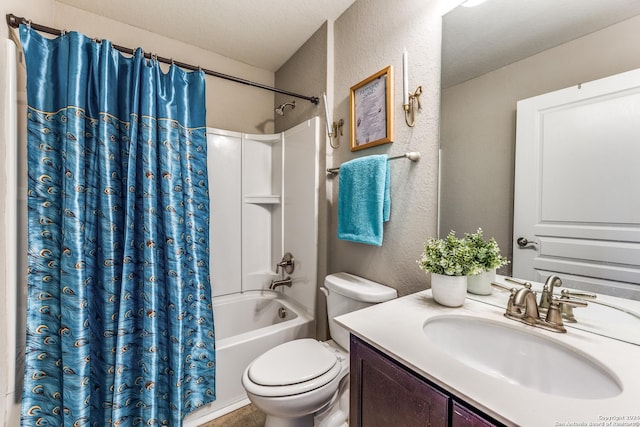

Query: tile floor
[199,404,266,427]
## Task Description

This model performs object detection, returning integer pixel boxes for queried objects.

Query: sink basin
[423,315,622,399]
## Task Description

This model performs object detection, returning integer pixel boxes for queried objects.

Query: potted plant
[417,230,484,307]
[465,228,509,295]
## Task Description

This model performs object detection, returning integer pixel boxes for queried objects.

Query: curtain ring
[61,29,67,36]
[151,53,158,63]
[93,37,102,44]
[26,19,32,29]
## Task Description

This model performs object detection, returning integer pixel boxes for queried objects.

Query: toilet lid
[248,339,338,386]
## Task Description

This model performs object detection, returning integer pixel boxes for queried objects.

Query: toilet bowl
[241,273,397,427]
[242,339,348,427]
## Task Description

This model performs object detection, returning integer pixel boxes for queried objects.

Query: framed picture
[350,65,394,151]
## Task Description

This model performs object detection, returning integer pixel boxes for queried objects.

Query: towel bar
[327,152,421,175]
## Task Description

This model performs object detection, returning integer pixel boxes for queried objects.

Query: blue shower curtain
[19,25,215,426]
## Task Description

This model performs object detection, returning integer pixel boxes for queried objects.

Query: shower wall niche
[207,118,319,316]
[242,132,284,291]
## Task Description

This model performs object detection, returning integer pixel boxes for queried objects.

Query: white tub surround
[1,37,20,427]
[208,118,320,316]
[336,289,640,426]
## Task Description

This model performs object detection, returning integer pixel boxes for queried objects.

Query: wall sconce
[323,93,343,149]
[331,118,344,136]
[402,50,422,127]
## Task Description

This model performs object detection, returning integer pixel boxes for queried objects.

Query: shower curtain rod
[6,13,320,105]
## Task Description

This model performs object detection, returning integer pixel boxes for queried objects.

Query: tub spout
[269,276,292,290]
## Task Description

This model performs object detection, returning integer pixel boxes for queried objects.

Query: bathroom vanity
[336,286,640,426]
[350,334,500,426]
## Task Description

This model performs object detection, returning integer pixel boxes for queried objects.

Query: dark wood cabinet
[350,334,448,426]
[350,335,503,427]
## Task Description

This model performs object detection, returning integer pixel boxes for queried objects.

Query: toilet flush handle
[319,287,329,298]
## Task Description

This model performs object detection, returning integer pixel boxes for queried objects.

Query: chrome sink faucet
[491,275,587,333]
[491,280,539,326]
[512,287,540,325]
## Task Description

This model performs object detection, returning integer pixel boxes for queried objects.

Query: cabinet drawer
[452,402,499,427]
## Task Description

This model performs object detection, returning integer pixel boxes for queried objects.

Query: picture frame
[350,65,394,151]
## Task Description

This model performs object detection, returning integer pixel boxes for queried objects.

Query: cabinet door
[350,335,449,427]
[452,402,498,427]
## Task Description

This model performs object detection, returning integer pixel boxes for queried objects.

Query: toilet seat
[244,339,343,397]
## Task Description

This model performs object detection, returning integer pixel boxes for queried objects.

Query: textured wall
[273,0,461,337]
[440,13,640,274]
[274,23,327,135]
[329,0,452,296]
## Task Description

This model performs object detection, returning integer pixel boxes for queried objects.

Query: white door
[513,68,640,299]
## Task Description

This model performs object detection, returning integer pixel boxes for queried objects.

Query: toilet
[241,272,397,427]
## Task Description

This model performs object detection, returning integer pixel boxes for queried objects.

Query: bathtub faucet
[276,252,295,274]
[269,276,293,290]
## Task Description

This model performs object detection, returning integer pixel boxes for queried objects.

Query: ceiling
[56,0,355,72]
[55,0,640,85]
[442,0,640,88]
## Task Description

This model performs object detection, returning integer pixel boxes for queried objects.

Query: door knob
[516,237,538,248]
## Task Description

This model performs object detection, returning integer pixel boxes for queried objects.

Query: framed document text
[350,66,394,151]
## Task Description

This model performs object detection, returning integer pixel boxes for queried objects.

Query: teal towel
[337,155,390,246]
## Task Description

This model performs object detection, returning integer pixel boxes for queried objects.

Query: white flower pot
[430,273,467,307]
[467,269,496,295]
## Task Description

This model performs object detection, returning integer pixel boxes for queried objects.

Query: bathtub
[184,290,314,426]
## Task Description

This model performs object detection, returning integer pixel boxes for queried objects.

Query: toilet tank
[323,272,397,351]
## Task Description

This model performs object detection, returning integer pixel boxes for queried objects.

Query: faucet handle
[491,282,522,318]
[556,290,593,322]
[560,289,597,300]
[543,298,566,332]
[544,296,588,330]
[556,296,588,308]
[275,252,295,274]
[504,277,532,289]
[491,282,517,293]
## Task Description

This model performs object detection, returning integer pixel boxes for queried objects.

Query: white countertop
[335,289,640,427]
